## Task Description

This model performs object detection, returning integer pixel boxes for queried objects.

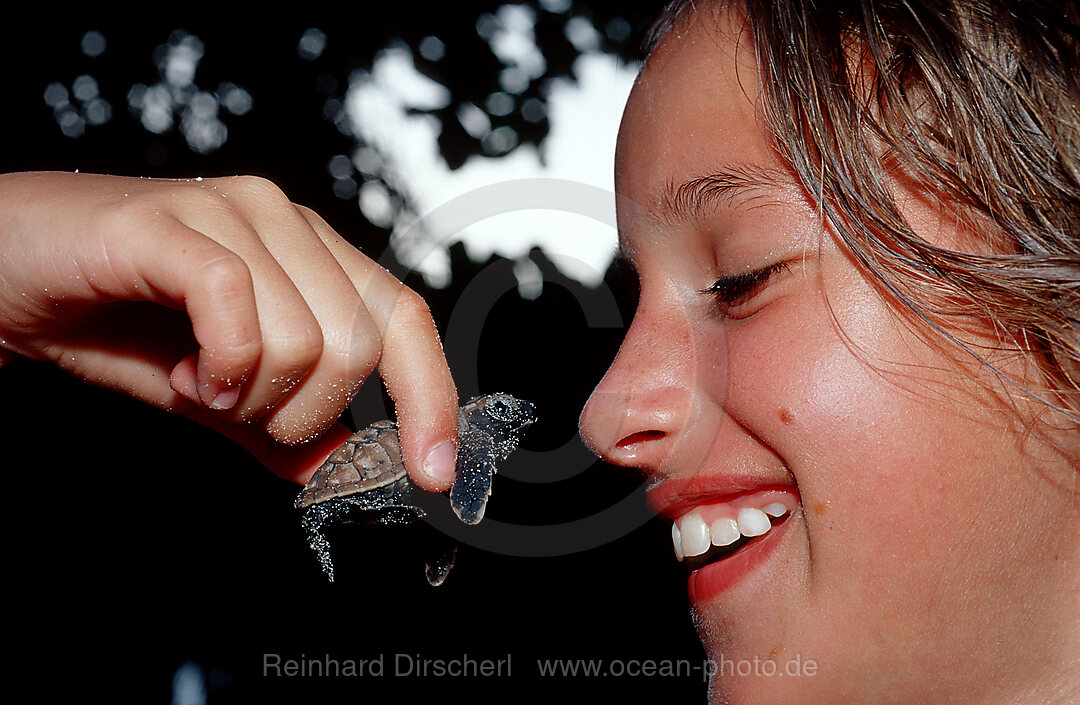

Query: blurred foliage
[380,1,662,167]
[1,1,665,249]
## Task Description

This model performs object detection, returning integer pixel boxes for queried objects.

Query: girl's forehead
[622,12,757,132]
[614,9,783,229]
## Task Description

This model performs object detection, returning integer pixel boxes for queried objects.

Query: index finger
[297,207,459,492]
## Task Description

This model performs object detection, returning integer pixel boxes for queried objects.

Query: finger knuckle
[195,252,262,365]
[334,300,382,378]
[394,286,435,324]
[230,174,292,205]
[197,248,252,295]
[274,316,325,372]
[94,194,157,234]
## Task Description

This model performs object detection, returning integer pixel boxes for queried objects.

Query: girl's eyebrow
[656,164,788,223]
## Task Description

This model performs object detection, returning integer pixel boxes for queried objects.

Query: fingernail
[423,441,457,485]
[209,387,240,410]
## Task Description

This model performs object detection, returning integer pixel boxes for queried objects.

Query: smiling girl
[579,0,1080,702]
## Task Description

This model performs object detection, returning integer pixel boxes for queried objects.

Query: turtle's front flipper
[449,429,495,525]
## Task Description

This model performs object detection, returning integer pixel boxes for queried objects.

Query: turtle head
[450,393,537,525]
[462,393,537,439]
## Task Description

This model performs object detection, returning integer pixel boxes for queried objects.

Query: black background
[1,2,707,702]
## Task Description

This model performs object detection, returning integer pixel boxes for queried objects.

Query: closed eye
[704,260,792,318]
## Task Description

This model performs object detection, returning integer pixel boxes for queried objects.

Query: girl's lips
[647,476,801,602]
[648,476,798,520]
[687,509,795,603]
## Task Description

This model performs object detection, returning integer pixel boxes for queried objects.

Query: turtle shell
[294,420,406,510]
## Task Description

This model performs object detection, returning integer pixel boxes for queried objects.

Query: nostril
[616,430,665,448]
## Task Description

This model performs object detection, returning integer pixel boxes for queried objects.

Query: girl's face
[578,8,1079,705]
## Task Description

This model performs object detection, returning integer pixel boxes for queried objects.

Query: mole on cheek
[778,407,794,425]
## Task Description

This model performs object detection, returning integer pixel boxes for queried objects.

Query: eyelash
[704,260,791,317]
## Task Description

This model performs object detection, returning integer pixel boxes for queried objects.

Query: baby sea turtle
[295,393,536,584]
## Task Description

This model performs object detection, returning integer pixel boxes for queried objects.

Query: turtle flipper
[300,501,343,582]
[449,429,496,525]
[424,540,458,587]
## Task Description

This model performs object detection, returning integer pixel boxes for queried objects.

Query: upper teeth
[737,507,771,537]
[711,517,740,547]
[671,496,795,561]
[762,502,787,517]
[680,512,711,557]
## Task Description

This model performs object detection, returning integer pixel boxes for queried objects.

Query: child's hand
[0,171,459,490]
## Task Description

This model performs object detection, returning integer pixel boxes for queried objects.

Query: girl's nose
[579,287,714,473]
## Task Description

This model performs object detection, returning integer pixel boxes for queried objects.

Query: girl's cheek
[724,276,925,509]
